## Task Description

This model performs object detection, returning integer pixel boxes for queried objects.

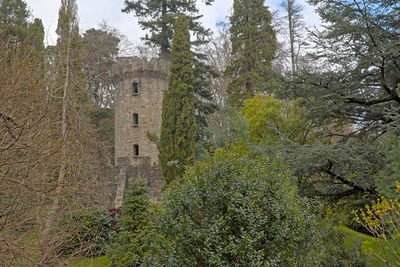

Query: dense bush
[54,207,112,257]
[159,144,318,266]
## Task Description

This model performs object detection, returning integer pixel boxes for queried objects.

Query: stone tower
[112,57,170,206]
[113,57,170,167]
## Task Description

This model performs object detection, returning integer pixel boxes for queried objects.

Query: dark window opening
[132,81,139,95]
[133,144,139,157]
[133,113,139,126]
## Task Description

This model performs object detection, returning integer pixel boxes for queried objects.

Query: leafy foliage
[269,0,400,200]
[0,0,29,42]
[159,143,318,266]
[376,134,400,200]
[283,0,400,135]
[354,195,400,266]
[241,95,313,144]
[159,15,196,184]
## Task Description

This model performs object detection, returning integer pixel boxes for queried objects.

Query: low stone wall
[127,165,163,202]
[97,167,120,208]
[110,157,163,208]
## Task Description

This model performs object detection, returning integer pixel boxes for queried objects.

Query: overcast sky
[25,0,321,47]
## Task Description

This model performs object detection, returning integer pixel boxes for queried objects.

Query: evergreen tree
[0,0,29,43]
[122,0,213,57]
[226,0,277,107]
[27,18,44,50]
[0,0,44,56]
[159,15,196,184]
[271,0,400,199]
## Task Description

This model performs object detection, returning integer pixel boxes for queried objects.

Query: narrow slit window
[132,81,139,95]
[133,113,139,126]
[133,144,139,157]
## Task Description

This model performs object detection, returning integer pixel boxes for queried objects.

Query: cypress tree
[159,14,196,184]
[226,0,277,108]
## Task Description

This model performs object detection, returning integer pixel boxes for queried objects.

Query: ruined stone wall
[127,157,163,202]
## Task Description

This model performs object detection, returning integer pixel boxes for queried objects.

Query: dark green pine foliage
[226,0,277,108]
[122,0,213,57]
[0,0,30,43]
[0,0,45,66]
[159,15,196,184]
[27,19,45,50]
[269,0,400,199]
[0,0,45,52]
[107,180,153,266]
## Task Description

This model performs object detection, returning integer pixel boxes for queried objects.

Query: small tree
[107,180,155,266]
[159,15,196,184]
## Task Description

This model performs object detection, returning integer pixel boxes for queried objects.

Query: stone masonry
[112,57,170,207]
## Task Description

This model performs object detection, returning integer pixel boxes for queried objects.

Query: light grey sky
[25,0,321,46]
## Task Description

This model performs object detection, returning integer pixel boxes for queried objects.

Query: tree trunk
[288,0,296,75]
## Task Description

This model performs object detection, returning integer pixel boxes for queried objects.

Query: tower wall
[113,57,170,167]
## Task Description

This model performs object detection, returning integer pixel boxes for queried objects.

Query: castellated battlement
[112,57,170,84]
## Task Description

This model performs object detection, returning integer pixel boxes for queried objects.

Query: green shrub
[159,143,318,266]
[54,207,112,257]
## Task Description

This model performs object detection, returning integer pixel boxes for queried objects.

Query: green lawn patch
[71,256,110,267]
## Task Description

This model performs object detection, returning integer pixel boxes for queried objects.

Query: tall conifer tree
[0,0,29,43]
[122,0,213,57]
[226,0,277,107]
[0,0,44,57]
[159,15,196,184]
